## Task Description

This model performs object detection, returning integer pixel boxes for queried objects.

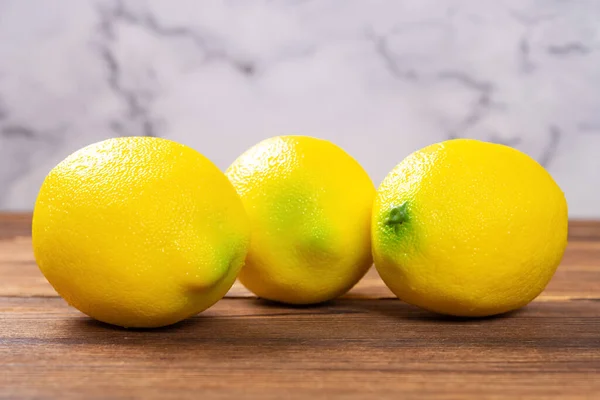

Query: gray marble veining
[0,0,598,216]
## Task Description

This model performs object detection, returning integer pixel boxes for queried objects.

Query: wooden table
[1,214,599,399]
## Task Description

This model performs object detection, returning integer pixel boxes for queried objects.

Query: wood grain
[1,214,600,399]
[1,297,599,399]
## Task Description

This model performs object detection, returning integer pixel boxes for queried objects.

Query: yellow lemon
[226,136,375,304]
[32,137,250,328]
[372,139,568,317]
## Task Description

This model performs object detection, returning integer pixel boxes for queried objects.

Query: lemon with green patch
[372,139,568,317]
[226,136,375,304]
[33,137,250,328]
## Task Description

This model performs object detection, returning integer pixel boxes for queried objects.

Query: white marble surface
[0,0,599,216]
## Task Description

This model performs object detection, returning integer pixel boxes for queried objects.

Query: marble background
[0,0,599,216]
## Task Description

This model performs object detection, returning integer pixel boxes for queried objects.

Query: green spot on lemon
[386,202,409,229]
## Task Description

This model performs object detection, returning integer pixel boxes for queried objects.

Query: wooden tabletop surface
[1,213,599,399]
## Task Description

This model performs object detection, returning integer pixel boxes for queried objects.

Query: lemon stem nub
[387,202,408,227]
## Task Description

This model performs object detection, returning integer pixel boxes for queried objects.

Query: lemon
[226,136,375,304]
[372,139,568,317]
[32,137,250,328]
